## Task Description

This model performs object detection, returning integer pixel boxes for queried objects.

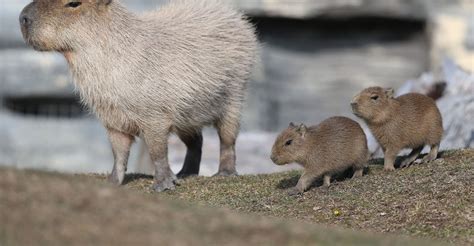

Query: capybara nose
[20,14,31,27]
[350,102,358,108]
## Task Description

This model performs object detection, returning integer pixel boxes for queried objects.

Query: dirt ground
[1,149,472,245]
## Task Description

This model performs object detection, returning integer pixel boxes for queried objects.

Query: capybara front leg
[144,130,177,192]
[323,174,331,187]
[288,172,317,196]
[352,168,364,178]
[383,149,398,171]
[107,128,134,185]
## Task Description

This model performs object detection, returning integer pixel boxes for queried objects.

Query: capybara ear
[385,88,395,98]
[297,124,307,138]
[289,122,296,128]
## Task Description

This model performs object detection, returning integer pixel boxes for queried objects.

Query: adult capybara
[351,87,443,171]
[271,117,369,195]
[19,0,258,191]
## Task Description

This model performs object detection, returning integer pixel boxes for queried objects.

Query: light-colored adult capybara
[19,0,258,191]
[270,117,369,195]
[351,87,444,171]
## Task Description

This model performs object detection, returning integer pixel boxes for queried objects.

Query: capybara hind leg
[107,128,134,185]
[400,146,423,168]
[422,144,439,163]
[177,130,203,178]
[383,149,398,171]
[144,129,177,192]
[214,116,239,176]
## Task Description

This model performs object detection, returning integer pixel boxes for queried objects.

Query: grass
[1,149,472,245]
[1,167,437,246]
[114,149,474,244]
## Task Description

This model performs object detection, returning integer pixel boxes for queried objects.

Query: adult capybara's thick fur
[351,87,443,171]
[20,0,258,191]
[270,117,369,195]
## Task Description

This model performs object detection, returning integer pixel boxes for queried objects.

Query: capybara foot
[422,155,436,163]
[177,172,198,179]
[213,170,238,177]
[108,169,125,186]
[288,187,303,196]
[352,169,364,178]
[399,159,415,168]
[152,175,178,192]
[384,165,396,172]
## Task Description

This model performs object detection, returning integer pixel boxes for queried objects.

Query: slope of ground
[1,149,472,245]
[1,169,436,246]
[122,149,474,245]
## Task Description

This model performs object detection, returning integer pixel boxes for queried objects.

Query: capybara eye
[371,95,379,101]
[285,140,293,146]
[65,1,82,8]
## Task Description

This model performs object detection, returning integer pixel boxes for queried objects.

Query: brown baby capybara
[19,0,258,192]
[270,117,369,195]
[351,87,444,171]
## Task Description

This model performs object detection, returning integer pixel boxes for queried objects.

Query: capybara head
[20,0,112,52]
[270,123,308,166]
[351,86,395,123]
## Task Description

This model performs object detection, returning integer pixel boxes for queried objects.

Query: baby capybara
[271,117,369,195]
[351,87,443,171]
[19,0,258,191]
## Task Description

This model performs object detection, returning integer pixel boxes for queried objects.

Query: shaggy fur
[270,117,369,195]
[20,0,258,191]
[351,87,444,171]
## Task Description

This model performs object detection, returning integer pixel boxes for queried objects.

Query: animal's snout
[20,14,31,27]
[350,102,358,108]
[270,153,278,163]
[19,3,35,30]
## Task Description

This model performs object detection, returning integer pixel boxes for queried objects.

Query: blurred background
[0,0,472,176]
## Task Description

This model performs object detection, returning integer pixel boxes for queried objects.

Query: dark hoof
[213,170,238,177]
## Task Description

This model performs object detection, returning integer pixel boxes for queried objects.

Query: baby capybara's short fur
[19,0,258,192]
[271,117,369,195]
[351,87,443,171]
